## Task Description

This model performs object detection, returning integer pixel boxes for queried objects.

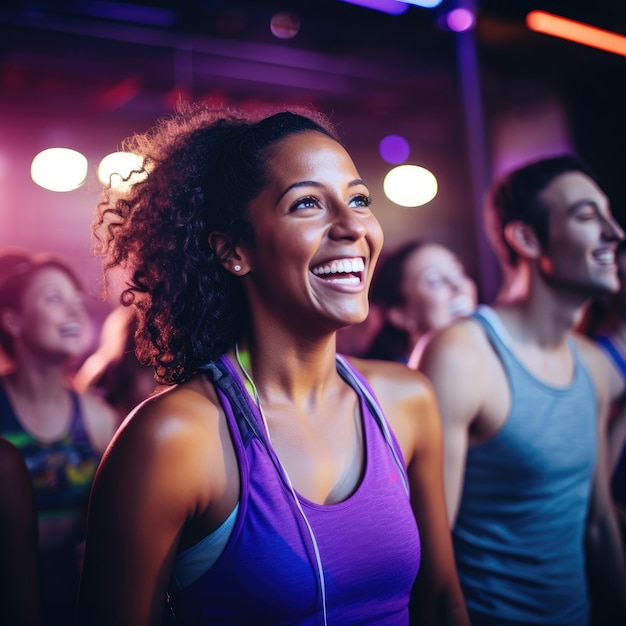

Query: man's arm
[418,321,486,526]
[585,429,626,625]
[577,336,626,624]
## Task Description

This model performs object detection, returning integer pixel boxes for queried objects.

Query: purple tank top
[167,355,421,625]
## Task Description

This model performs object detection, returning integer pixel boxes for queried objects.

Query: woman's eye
[427,277,445,288]
[290,196,319,211]
[350,194,372,208]
[420,271,445,289]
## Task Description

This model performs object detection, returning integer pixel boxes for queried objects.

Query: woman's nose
[328,204,367,241]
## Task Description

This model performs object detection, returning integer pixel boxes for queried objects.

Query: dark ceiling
[2,0,625,117]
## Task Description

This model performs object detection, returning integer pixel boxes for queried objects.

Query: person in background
[418,154,626,625]
[0,436,41,626]
[0,249,118,626]
[579,237,626,556]
[73,305,157,423]
[77,103,469,626]
[364,240,477,364]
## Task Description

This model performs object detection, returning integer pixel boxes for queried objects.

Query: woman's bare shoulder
[343,356,435,412]
[112,375,221,448]
[91,374,226,509]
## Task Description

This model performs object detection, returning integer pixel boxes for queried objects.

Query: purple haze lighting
[400,0,443,7]
[338,1,408,15]
[379,134,410,164]
[446,8,475,32]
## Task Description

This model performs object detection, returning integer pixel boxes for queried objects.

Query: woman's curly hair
[93,102,337,384]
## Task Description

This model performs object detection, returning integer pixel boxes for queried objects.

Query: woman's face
[243,130,384,331]
[15,266,89,360]
[400,244,477,333]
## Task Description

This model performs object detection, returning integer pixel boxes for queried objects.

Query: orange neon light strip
[526,10,626,58]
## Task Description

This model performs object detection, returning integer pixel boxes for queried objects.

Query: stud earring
[234,264,241,272]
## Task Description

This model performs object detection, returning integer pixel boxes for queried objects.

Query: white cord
[234,343,329,626]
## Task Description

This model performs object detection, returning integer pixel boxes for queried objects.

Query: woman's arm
[356,360,469,626]
[404,374,469,626]
[77,385,226,626]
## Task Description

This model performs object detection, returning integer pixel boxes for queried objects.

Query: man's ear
[503,220,541,260]
[207,231,250,276]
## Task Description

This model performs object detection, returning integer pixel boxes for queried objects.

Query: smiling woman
[0,249,118,626]
[364,240,477,364]
[76,102,469,626]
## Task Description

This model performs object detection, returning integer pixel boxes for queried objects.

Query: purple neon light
[400,0,443,7]
[379,134,410,164]
[337,0,409,15]
[446,8,475,32]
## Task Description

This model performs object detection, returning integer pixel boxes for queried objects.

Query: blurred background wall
[1,0,625,332]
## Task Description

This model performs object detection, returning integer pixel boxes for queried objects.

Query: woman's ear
[0,308,21,339]
[208,232,250,276]
[387,306,417,333]
[503,220,541,260]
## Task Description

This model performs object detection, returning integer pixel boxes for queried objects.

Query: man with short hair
[418,155,626,625]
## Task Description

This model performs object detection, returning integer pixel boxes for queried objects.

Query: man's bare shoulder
[570,330,624,403]
[571,330,608,360]
[420,316,492,373]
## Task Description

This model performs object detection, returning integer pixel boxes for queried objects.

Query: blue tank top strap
[471,306,518,377]
[68,389,91,442]
[473,305,583,369]
[473,304,509,347]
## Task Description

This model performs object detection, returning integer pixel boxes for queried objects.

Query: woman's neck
[235,332,339,410]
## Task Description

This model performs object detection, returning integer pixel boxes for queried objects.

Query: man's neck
[495,287,587,349]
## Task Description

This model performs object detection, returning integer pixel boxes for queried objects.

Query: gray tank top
[453,305,597,626]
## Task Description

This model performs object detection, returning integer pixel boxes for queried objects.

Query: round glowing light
[270,11,300,39]
[379,134,410,164]
[31,148,88,192]
[97,151,147,191]
[446,8,475,32]
[383,165,438,207]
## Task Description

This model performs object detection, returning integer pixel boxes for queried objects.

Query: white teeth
[594,250,615,264]
[326,275,360,285]
[312,257,365,276]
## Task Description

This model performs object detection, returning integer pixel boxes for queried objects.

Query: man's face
[537,171,624,297]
